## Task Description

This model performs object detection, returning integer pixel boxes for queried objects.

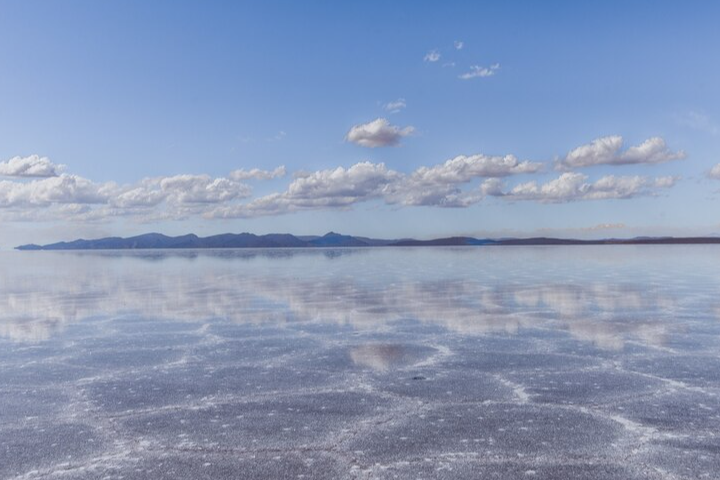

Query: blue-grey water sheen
[1,246,720,480]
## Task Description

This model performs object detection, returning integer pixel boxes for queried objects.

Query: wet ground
[1,246,720,479]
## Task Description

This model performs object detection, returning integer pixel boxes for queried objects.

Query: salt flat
[1,246,719,479]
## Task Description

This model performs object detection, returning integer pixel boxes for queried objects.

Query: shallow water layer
[1,246,720,479]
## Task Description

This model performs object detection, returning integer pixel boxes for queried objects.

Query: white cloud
[229,166,286,181]
[286,162,397,200]
[384,181,482,208]
[0,174,114,208]
[454,40,464,50]
[210,162,400,218]
[0,155,64,177]
[383,98,407,113]
[480,178,505,196]
[411,154,541,182]
[345,118,415,148]
[0,142,685,224]
[459,63,500,80]
[216,154,540,214]
[424,49,441,62]
[112,186,167,208]
[556,136,686,170]
[709,163,720,179]
[497,172,677,203]
[158,175,251,204]
[383,154,538,208]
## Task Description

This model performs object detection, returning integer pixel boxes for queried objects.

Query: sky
[1,0,719,247]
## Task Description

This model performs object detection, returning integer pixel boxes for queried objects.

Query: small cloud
[454,40,464,50]
[0,155,64,178]
[459,63,500,80]
[345,118,415,148]
[424,49,441,62]
[383,98,407,114]
[229,166,286,181]
[442,62,456,68]
[708,163,720,180]
[555,136,686,170]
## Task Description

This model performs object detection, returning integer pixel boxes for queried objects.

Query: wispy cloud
[345,118,415,148]
[266,130,286,142]
[555,136,686,170]
[383,98,407,113]
[675,111,719,136]
[459,63,500,80]
[454,40,464,50]
[424,49,441,62]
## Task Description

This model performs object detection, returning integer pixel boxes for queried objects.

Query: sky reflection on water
[1,246,718,349]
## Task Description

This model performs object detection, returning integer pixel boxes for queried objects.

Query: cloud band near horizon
[0,135,689,224]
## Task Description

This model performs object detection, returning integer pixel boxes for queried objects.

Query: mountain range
[15,232,720,250]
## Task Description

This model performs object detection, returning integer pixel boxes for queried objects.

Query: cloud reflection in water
[0,247,717,349]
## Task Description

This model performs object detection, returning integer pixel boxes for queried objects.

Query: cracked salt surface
[2,246,720,479]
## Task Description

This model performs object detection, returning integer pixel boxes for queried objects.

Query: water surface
[1,246,720,479]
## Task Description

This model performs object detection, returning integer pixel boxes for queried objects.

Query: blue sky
[1,1,719,247]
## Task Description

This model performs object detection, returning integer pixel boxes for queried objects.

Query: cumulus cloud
[210,162,399,218]
[708,163,720,180]
[383,98,406,113]
[229,166,286,181]
[0,174,114,208]
[412,154,541,182]
[424,49,441,62]
[496,173,677,203]
[556,136,686,170]
[383,154,539,208]
[480,178,505,196]
[0,143,684,224]
[459,63,500,80]
[345,118,415,148]
[112,187,167,208]
[384,181,483,208]
[0,166,256,224]
[0,155,63,177]
[157,174,251,204]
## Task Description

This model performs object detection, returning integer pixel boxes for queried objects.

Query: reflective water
[1,247,720,479]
